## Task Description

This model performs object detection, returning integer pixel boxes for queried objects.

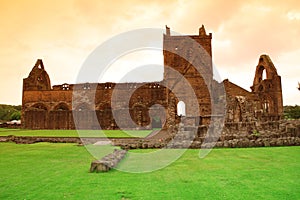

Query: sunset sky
[0,0,299,105]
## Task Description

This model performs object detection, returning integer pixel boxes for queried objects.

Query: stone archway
[24,103,48,129]
[49,102,71,129]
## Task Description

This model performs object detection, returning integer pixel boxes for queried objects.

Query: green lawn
[0,143,299,199]
[0,128,152,138]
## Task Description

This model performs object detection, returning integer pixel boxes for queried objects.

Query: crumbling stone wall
[3,120,298,149]
[163,25,213,119]
[90,149,127,172]
[112,119,300,149]
[23,82,169,129]
[251,55,283,118]
[22,26,284,130]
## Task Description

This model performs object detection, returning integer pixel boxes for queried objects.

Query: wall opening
[258,66,267,82]
[54,103,69,111]
[262,69,267,80]
[152,116,162,128]
[62,83,69,90]
[31,103,48,111]
[263,100,269,113]
[177,101,186,117]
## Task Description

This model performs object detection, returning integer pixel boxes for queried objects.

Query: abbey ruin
[22,26,284,132]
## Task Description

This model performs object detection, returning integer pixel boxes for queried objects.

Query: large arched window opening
[262,68,267,80]
[258,66,267,82]
[177,101,186,117]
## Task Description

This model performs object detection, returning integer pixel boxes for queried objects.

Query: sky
[0,0,299,105]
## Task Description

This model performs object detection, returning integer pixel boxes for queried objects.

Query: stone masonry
[22,25,284,136]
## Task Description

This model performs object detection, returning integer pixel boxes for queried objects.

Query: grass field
[0,142,299,199]
[0,128,152,138]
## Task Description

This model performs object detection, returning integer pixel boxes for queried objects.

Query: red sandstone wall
[22,28,284,130]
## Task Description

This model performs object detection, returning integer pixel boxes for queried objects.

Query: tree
[284,105,300,119]
[0,104,22,122]
[10,111,21,120]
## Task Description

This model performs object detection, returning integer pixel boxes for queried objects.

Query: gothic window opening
[258,66,266,83]
[177,101,186,117]
[263,100,270,113]
[262,68,267,80]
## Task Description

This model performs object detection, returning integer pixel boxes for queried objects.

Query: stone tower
[163,25,213,125]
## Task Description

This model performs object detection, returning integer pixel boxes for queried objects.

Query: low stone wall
[90,149,127,172]
[112,138,167,149]
[0,120,299,149]
[0,123,21,128]
[0,136,81,144]
[112,119,300,149]
[113,136,300,149]
[0,136,133,145]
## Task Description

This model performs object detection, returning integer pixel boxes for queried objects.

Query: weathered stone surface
[90,149,127,173]
[17,25,300,150]
[0,136,81,144]
[22,27,283,132]
[263,140,270,147]
[1,120,299,149]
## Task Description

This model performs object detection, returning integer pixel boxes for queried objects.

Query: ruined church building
[22,25,283,130]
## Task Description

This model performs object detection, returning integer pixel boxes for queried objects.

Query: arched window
[31,103,48,111]
[262,68,267,80]
[263,100,270,113]
[54,103,69,111]
[177,101,186,117]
